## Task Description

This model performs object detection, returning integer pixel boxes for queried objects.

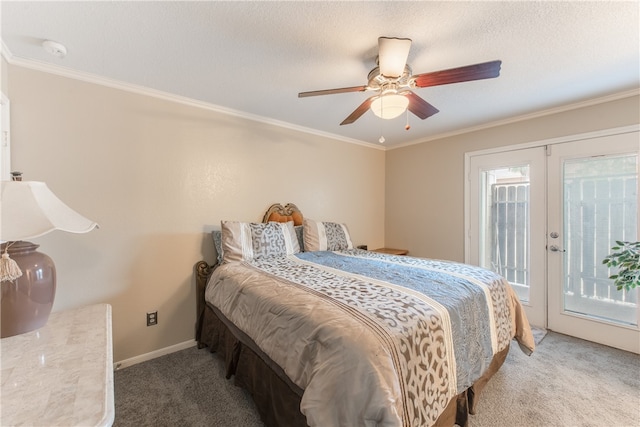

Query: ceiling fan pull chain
[379,96,385,143]
[405,108,411,131]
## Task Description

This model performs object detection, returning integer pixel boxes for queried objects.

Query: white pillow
[221,221,300,263]
[303,218,353,251]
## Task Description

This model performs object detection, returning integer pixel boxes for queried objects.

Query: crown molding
[1,46,384,152]
[391,88,640,150]
[1,39,14,63]
[3,41,636,153]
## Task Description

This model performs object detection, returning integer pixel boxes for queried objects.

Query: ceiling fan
[298,37,502,126]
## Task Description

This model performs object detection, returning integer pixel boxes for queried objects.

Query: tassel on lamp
[0,176,98,338]
[0,244,23,282]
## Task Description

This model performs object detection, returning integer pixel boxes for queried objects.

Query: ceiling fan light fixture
[371,94,409,119]
[378,37,412,78]
[299,36,501,128]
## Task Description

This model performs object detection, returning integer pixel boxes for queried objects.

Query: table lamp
[0,178,98,338]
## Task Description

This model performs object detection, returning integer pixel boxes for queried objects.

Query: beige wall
[6,63,385,361]
[385,94,640,262]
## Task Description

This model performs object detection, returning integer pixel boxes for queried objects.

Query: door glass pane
[480,166,530,302]
[563,154,638,326]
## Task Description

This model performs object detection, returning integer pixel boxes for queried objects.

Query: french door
[547,134,638,352]
[467,128,639,353]
[468,147,547,327]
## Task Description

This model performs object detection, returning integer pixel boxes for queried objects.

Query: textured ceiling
[1,1,639,148]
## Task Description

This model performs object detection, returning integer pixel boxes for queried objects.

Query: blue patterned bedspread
[205,249,534,427]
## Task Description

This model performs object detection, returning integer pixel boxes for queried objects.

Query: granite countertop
[1,303,114,427]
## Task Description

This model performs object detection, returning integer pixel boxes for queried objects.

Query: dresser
[1,303,114,426]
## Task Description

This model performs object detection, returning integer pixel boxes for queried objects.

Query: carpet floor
[114,331,639,427]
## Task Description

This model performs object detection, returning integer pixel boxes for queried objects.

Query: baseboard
[114,339,197,371]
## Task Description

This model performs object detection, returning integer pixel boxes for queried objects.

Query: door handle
[549,245,566,253]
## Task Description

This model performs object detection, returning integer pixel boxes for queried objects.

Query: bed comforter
[204,249,534,427]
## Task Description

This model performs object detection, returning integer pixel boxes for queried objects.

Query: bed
[194,203,534,427]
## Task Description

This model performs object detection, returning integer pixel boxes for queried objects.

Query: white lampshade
[378,37,411,78]
[370,94,409,119]
[0,181,98,242]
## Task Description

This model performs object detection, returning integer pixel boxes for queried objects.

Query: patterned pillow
[211,230,223,265]
[294,225,305,252]
[221,220,300,263]
[303,218,354,251]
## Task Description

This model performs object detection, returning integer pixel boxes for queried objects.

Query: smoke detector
[42,40,67,58]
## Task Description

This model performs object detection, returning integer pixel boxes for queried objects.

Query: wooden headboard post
[194,260,215,347]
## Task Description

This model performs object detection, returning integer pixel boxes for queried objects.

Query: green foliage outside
[602,241,640,291]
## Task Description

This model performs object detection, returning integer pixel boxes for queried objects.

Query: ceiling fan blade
[378,37,412,78]
[340,97,374,125]
[298,85,368,98]
[413,60,502,88]
[405,91,439,120]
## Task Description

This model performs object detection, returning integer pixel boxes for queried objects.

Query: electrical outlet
[146,311,158,326]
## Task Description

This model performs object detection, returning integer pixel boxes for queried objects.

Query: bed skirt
[198,302,509,427]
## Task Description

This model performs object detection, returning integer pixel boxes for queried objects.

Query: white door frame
[0,92,10,181]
